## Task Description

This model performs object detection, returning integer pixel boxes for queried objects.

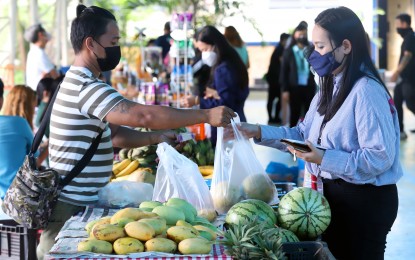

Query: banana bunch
[118,145,158,171]
[112,159,140,178]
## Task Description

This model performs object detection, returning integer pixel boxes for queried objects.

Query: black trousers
[393,79,415,131]
[289,85,315,127]
[267,84,281,123]
[322,179,398,260]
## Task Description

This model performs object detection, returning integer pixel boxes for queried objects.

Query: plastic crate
[282,241,332,260]
[0,220,37,260]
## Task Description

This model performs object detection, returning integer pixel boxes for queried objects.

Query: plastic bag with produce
[211,115,279,214]
[153,142,216,221]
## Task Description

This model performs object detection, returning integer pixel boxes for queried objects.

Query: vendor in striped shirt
[36,4,235,260]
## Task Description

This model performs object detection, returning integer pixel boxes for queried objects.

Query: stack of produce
[176,139,215,167]
[78,198,218,255]
[111,159,155,185]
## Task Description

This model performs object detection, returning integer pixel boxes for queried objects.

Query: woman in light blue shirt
[237,7,401,259]
[224,26,250,68]
[0,85,40,200]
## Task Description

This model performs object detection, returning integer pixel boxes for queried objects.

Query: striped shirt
[49,66,124,206]
[255,70,403,186]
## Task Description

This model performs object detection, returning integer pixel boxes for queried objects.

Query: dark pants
[322,179,398,260]
[267,84,281,123]
[289,85,315,127]
[393,79,415,131]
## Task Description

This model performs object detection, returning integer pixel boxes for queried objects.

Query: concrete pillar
[9,0,17,65]
[29,0,39,25]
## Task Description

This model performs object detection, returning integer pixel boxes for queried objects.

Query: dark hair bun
[76,4,87,17]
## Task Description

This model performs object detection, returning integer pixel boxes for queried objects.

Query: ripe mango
[178,237,212,255]
[145,237,177,253]
[152,206,185,225]
[111,208,142,221]
[113,237,144,255]
[92,224,126,242]
[176,220,199,235]
[125,221,155,241]
[110,217,135,228]
[166,226,198,244]
[86,216,111,234]
[197,209,217,222]
[77,239,113,254]
[138,218,167,235]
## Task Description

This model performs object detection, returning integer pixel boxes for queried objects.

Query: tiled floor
[244,90,415,259]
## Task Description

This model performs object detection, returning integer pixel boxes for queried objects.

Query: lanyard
[317,119,328,145]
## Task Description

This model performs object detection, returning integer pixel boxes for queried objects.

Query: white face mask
[202,51,217,67]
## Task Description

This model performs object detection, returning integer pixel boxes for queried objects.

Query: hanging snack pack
[210,116,279,214]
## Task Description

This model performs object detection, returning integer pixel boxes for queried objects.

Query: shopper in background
[0,85,47,200]
[265,33,290,125]
[280,22,316,127]
[24,24,60,91]
[224,26,250,68]
[391,13,415,140]
[192,29,211,99]
[36,5,235,259]
[236,6,401,259]
[155,21,172,60]
[180,25,249,145]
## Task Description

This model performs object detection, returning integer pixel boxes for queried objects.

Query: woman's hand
[286,140,325,165]
[204,87,220,100]
[224,122,260,139]
[180,95,197,108]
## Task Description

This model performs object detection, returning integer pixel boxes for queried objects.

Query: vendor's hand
[204,87,220,100]
[390,71,399,83]
[207,106,236,127]
[287,140,325,165]
[180,95,196,108]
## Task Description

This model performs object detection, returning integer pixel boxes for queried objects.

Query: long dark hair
[198,25,248,89]
[315,7,390,121]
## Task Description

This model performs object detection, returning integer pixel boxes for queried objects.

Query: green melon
[277,187,331,240]
[225,199,277,228]
[242,174,276,203]
[278,228,300,243]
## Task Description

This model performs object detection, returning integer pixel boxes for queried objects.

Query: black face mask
[397,28,412,38]
[93,40,121,71]
[296,37,308,45]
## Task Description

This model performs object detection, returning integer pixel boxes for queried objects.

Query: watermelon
[277,228,300,243]
[277,187,331,240]
[225,199,277,228]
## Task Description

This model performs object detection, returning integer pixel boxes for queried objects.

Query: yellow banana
[198,166,214,176]
[113,159,131,175]
[116,160,139,177]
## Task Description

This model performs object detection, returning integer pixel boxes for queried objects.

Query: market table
[45,207,231,260]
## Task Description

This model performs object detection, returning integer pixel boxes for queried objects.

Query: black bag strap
[29,79,104,187]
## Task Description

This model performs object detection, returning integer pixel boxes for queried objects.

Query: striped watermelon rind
[278,228,300,243]
[225,199,277,228]
[277,187,331,240]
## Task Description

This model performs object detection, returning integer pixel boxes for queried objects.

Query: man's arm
[105,99,235,130]
[391,50,413,82]
[109,124,176,148]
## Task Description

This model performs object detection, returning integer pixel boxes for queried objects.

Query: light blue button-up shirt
[255,72,403,186]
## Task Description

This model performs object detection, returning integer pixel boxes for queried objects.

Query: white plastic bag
[98,181,154,208]
[211,116,279,214]
[153,142,215,219]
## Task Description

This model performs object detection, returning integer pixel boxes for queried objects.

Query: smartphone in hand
[280,139,326,153]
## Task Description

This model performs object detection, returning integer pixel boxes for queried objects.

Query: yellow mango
[145,238,177,253]
[113,237,144,255]
[125,221,155,241]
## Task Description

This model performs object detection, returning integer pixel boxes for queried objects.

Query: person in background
[236,7,401,259]
[265,33,290,125]
[391,13,415,140]
[192,29,211,99]
[36,5,234,259]
[180,25,249,145]
[224,26,250,68]
[24,24,60,91]
[280,22,316,127]
[155,22,172,60]
[0,85,47,200]
[0,78,3,109]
